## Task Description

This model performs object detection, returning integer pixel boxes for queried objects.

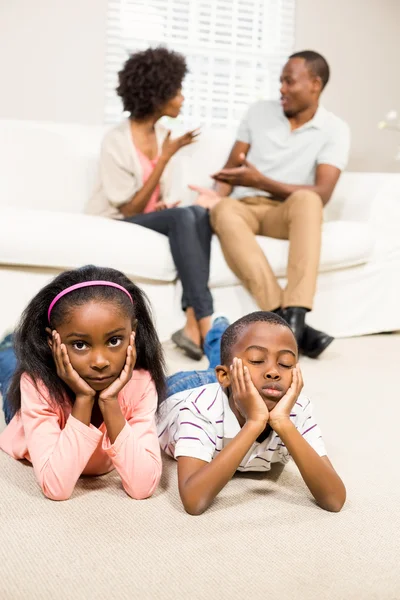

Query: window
[104,0,295,129]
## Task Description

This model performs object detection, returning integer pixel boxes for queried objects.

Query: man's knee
[287,190,323,211]
[210,197,242,232]
[286,190,323,222]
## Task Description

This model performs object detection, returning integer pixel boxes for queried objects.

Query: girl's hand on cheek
[230,357,269,426]
[51,331,96,399]
[99,332,136,404]
[269,366,304,430]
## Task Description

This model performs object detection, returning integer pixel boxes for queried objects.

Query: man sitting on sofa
[191,50,350,358]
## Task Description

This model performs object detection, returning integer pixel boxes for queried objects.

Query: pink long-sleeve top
[0,370,162,501]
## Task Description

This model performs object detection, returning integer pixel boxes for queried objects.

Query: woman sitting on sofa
[86,47,213,361]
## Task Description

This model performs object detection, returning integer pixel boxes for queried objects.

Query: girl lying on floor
[0,265,165,500]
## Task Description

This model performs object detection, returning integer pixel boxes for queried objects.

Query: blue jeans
[0,334,17,424]
[125,205,213,320]
[166,317,229,396]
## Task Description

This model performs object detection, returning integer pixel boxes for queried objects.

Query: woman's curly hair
[117,46,188,119]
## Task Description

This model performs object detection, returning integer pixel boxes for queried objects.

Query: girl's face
[161,89,184,118]
[54,301,134,392]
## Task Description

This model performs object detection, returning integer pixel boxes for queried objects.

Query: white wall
[295,0,400,171]
[1,0,399,170]
[0,0,108,125]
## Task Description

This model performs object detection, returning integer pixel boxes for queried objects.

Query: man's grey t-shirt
[231,100,351,200]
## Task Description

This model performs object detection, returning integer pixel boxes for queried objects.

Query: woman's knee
[188,204,209,220]
[169,206,197,229]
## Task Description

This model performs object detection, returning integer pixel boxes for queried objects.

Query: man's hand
[98,333,136,406]
[211,152,262,188]
[161,129,200,161]
[188,185,221,210]
[269,366,304,431]
[230,357,269,426]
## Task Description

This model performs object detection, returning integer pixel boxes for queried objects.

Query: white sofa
[1,118,399,342]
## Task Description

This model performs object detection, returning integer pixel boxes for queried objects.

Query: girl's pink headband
[48,281,133,323]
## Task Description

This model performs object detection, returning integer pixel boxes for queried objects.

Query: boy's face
[217,322,298,412]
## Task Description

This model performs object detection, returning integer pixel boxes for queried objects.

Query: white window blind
[104,0,295,129]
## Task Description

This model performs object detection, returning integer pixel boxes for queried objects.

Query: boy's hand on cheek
[230,357,269,426]
[269,366,303,432]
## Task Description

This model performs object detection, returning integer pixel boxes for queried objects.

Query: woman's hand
[161,129,200,161]
[188,185,221,210]
[154,200,181,211]
[269,366,304,431]
[98,333,136,405]
[51,330,96,399]
[230,358,269,426]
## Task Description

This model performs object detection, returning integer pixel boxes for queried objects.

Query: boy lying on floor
[158,311,345,515]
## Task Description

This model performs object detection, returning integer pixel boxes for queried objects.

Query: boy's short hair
[220,311,294,366]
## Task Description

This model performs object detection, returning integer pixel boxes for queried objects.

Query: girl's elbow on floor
[124,475,161,500]
[42,486,73,501]
[125,486,155,500]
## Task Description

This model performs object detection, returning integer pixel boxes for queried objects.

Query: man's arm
[188,141,251,207]
[271,419,346,512]
[213,159,342,206]
[213,141,251,196]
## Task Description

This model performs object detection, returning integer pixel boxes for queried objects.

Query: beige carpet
[1,334,399,600]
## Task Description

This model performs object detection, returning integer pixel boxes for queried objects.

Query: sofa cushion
[0,208,176,282]
[209,220,374,286]
[1,208,373,287]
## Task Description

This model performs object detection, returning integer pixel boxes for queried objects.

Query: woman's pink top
[0,370,162,501]
[137,148,160,213]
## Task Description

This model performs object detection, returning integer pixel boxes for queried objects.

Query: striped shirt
[157,383,326,471]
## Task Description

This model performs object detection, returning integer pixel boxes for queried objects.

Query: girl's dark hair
[116,46,187,119]
[7,265,166,418]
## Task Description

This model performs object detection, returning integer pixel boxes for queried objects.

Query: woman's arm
[119,129,199,218]
[119,156,169,217]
